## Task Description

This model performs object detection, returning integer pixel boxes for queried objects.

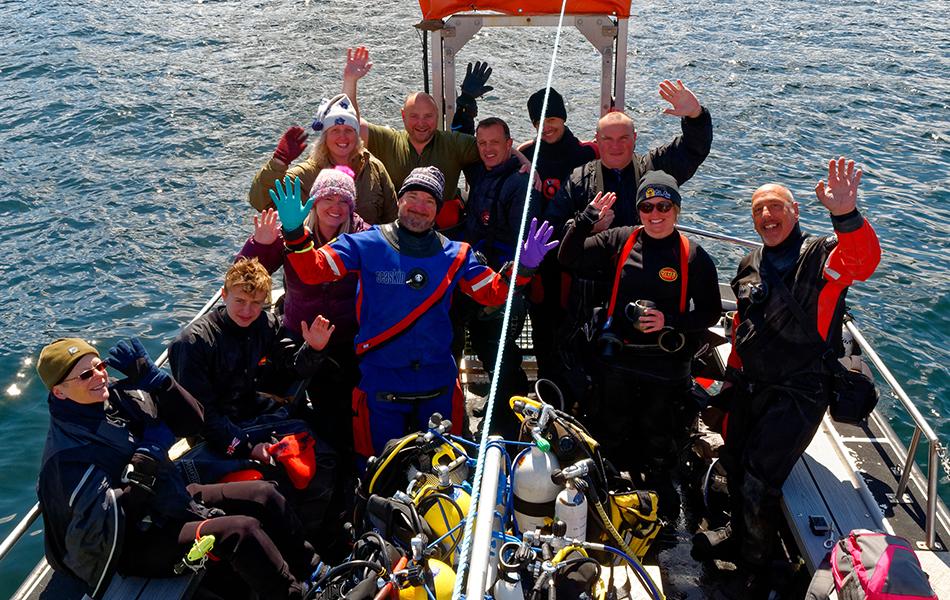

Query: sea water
[0,0,946,594]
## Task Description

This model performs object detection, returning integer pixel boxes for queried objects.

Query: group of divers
[33,44,886,600]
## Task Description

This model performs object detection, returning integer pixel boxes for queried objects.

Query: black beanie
[527,88,567,123]
[636,171,682,207]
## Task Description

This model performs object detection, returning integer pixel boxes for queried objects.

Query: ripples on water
[0,0,947,592]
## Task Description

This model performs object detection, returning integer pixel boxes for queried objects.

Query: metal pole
[928,443,938,548]
[0,502,41,562]
[895,427,922,499]
[465,438,504,599]
[677,225,762,249]
[422,30,430,95]
[847,320,941,549]
[845,322,939,444]
[614,18,628,111]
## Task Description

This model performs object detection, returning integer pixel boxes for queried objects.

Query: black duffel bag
[828,361,879,425]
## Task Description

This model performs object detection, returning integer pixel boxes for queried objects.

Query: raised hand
[588,191,617,217]
[273,126,308,166]
[815,156,862,216]
[268,175,314,233]
[460,61,493,99]
[588,191,617,233]
[659,79,702,119]
[253,208,281,245]
[301,315,336,351]
[344,46,373,81]
[520,218,559,269]
[107,338,171,392]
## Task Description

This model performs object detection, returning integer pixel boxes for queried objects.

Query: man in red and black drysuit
[716,157,881,591]
[270,166,558,461]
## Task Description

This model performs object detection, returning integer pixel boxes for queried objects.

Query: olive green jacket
[248,149,398,225]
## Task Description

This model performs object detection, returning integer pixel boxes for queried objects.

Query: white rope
[452,0,571,596]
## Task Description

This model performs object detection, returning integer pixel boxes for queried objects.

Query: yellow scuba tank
[397,558,456,600]
[414,482,471,566]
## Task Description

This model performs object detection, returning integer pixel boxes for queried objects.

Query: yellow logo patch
[659,267,678,282]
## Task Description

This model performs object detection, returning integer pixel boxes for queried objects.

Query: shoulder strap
[678,232,690,313]
[355,245,469,356]
[606,227,641,322]
[761,254,841,371]
[592,162,605,198]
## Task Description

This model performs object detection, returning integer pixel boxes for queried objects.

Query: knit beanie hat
[527,88,567,123]
[311,93,359,134]
[310,166,357,210]
[37,338,99,390]
[398,166,446,207]
[636,171,682,208]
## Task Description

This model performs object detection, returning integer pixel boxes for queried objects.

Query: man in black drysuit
[709,158,881,596]
[518,88,599,389]
[36,337,317,599]
[460,116,541,439]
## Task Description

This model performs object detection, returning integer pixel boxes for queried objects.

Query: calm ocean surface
[0,0,947,593]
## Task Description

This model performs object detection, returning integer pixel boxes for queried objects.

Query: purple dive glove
[520,218,559,269]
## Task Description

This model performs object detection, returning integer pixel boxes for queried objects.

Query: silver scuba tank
[555,480,588,541]
[512,446,561,533]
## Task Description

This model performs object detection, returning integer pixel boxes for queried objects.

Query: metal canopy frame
[420,13,628,129]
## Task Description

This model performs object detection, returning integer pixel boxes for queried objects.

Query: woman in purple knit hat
[239,165,369,460]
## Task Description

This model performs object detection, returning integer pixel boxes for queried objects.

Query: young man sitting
[169,257,339,547]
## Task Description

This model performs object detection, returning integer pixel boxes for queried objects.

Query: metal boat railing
[845,322,943,549]
[0,288,223,567]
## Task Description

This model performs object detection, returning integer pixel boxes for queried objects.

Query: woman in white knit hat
[249,94,398,225]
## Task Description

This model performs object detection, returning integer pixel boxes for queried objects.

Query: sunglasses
[638,201,674,214]
[61,360,108,384]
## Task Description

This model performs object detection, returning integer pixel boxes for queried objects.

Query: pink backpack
[831,530,937,600]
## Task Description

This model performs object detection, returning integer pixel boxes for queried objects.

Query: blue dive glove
[268,175,314,234]
[106,338,171,392]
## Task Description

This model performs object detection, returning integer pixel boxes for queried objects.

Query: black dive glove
[460,61,493,98]
[123,447,161,495]
[107,337,172,392]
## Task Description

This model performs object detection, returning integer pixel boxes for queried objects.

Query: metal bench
[98,571,202,600]
[782,414,885,573]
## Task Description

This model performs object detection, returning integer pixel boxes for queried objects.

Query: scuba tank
[555,481,588,542]
[397,535,456,600]
[512,446,561,533]
[493,572,526,600]
[413,455,472,566]
[552,459,593,542]
[396,558,455,600]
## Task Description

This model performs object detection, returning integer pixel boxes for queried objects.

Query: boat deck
[9,296,947,599]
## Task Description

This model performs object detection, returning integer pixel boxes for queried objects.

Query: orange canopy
[419,0,630,20]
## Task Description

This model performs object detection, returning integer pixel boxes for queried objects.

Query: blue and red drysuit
[284,222,530,459]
